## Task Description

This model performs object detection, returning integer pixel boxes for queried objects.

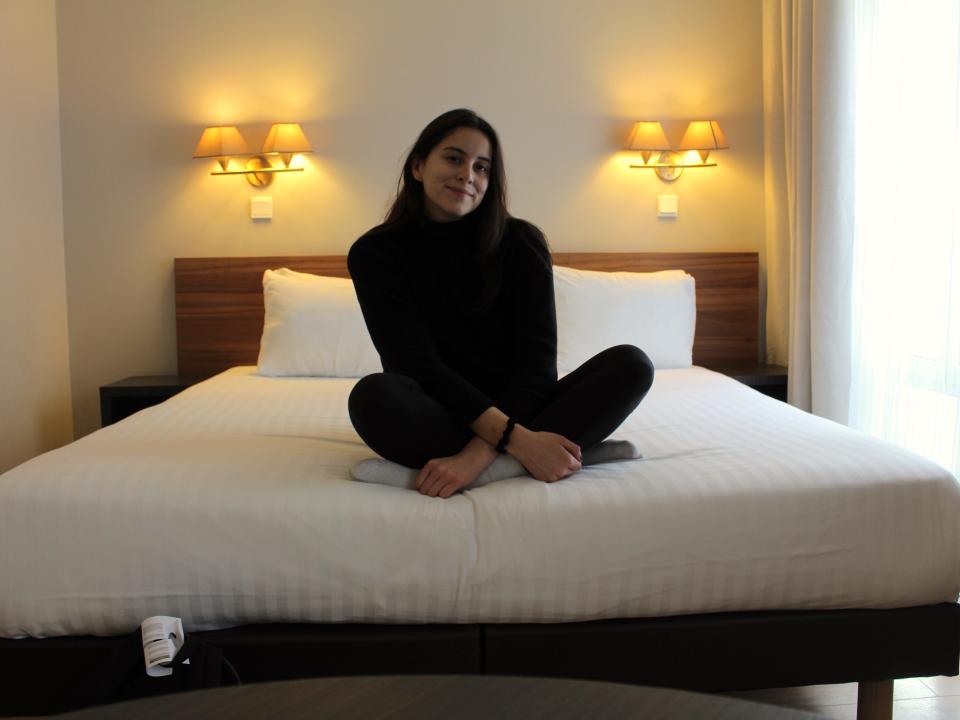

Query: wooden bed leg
[856,679,893,720]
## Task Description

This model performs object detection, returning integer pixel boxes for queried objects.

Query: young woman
[348,109,653,498]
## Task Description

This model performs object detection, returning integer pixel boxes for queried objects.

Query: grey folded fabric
[350,439,641,492]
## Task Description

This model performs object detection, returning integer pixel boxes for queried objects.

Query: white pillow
[553,265,696,372]
[255,267,381,377]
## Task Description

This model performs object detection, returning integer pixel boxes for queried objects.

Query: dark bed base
[2,603,957,716]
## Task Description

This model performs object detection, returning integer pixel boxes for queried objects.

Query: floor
[727,667,960,719]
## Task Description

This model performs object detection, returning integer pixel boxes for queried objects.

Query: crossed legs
[348,344,654,470]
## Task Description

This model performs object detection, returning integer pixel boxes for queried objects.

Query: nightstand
[99,375,203,427]
[710,364,788,402]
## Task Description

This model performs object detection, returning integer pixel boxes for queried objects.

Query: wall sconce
[192,123,313,188]
[191,126,249,171]
[678,120,728,163]
[627,119,728,181]
[626,121,671,164]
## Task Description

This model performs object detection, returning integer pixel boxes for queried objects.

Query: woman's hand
[416,437,497,498]
[507,426,582,483]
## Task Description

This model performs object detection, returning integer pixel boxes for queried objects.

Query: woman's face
[411,127,492,222]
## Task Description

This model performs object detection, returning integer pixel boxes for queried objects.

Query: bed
[0,252,957,717]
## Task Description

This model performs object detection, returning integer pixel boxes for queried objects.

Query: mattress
[1,367,958,638]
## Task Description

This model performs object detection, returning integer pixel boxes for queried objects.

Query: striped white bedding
[1,367,958,638]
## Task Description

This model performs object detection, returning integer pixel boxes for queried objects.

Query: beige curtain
[762,0,855,422]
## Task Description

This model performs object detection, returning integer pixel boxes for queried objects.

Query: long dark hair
[384,108,509,257]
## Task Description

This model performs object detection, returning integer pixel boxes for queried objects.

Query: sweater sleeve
[493,223,559,420]
[348,235,495,425]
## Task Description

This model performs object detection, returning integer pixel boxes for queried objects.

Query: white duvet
[1,367,958,638]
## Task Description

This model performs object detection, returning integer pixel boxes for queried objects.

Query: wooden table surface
[55,675,828,719]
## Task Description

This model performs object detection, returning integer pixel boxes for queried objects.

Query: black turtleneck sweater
[347,215,558,425]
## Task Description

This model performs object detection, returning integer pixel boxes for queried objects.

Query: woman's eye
[476,165,490,175]
[446,155,461,164]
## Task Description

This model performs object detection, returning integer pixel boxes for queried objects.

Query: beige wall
[56,0,764,437]
[0,0,74,472]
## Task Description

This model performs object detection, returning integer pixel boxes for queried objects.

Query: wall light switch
[250,196,273,220]
[657,195,678,218]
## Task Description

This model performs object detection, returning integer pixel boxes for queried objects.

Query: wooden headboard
[174,252,759,377]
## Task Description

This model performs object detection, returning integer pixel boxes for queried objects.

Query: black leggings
[348,344,654,469]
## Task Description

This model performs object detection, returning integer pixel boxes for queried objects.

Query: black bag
[72,629,241,709]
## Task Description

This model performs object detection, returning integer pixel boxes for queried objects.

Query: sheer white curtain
[762,0,855,422]
[850,0,960,476]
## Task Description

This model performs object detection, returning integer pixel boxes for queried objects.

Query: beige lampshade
[678,120,728,163]
[192,126,249,168]
[626,121,670,164]
[262,123,312,166]
[626,121,670,150]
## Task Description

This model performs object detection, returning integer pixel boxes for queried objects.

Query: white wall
[55,0,765,437]
[0,0,73,472]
